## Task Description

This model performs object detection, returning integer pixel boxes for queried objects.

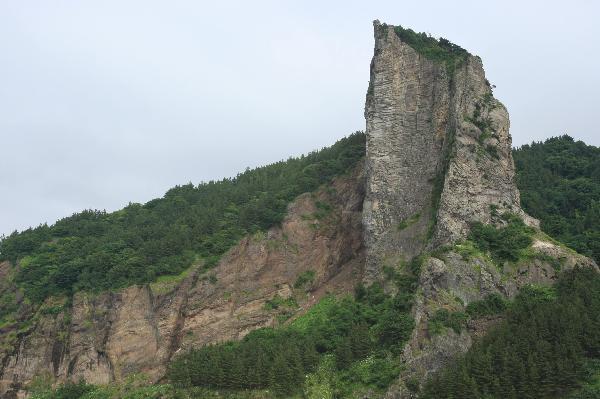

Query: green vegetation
[421,267,600,399]
[397,212,420,231]
[167,256,424,397]
[469,213,535,265]
[428,293,509,337]
[428,308,468,335]
[465,293,507,318]
[392,25,469,75]
[293,270,315,289]
[0,133,365,304]
[514,135,600,263]
[567,361,600,398]
[29,374,190,399]
[263,294,297,311]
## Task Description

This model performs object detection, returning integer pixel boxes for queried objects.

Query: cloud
[0,0,598,235]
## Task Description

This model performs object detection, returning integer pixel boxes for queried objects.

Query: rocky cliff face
[363,21,597,398]
[1,21,597,399]
[363,21,537,283]
[0,167,365,398]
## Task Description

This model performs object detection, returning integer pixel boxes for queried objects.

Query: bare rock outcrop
[0,167,365,398]
[363,21,536,283]
[362,21,597,398]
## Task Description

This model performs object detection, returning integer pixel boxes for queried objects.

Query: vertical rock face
[363,21,596,398]
[363,21,535,282]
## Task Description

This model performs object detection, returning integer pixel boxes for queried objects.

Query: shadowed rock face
[363,21,536,283]
[0,167,365,398]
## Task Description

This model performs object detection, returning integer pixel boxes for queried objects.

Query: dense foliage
[468,212,535,264]
[167,265,421,397]
[392,25,469,74]
[421,267,600,399]
[0,133,365,303]
[29,375,187,399]
[514,135,600,263]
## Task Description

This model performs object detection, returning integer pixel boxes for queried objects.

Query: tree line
[0,133,366,303]
[514,135,600,264]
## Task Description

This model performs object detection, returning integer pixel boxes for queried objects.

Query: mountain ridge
[0,21,599,399]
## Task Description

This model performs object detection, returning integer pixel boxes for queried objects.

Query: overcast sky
[1,0,598,236]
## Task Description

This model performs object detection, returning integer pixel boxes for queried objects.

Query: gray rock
[362,21,597,398]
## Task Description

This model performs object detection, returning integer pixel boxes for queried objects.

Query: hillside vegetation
[421,267,600,399]
[514,135,600,263]
[2,134,597,306]
[3,134,600,399]
[0,133,365,304]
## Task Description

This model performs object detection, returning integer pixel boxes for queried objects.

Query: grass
[428,308,468,336]
[289,295,337,332]
[392,25,469,75]
[263,294,298,311]
[149,264,195,295]
[397,213,421,231]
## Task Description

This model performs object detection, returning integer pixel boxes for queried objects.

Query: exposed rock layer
[363,21,536,283]
[0,167,365,398]
[362,21,597,398]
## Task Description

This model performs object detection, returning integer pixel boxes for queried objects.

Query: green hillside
[5,134,600,399]
[421,267,600,399]
[0,133,365,305]
[514,135,600,263]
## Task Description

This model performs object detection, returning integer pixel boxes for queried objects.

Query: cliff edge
[363,21,597,398]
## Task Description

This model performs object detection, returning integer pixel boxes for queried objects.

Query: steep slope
[0,160,365,398]
[514,135,600,264]
[363,20,536,283]
[2,20,600,399]
[362,21,597,398]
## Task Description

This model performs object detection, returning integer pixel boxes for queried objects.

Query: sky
[1,0,598,236]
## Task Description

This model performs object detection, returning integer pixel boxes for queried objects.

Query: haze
[1,0,598,236]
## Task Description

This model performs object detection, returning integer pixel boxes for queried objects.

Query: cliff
[363,21,537,283]
[362,21,597,398]
[0,167,365,398]
[1,20,598,399]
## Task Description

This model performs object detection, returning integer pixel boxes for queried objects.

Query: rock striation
[363,20,537,284]
[0,167,365,398]
[362,21,597,398]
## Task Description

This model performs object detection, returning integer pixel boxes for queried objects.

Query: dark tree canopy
[514,135,600,263]
[421,267,600,399]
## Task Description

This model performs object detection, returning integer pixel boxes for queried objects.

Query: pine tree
[335,338,353,370]
[349,323,372,360]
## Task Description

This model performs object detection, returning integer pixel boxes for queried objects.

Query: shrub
[294,270,316,289]
[465,293,507,318]
[469,213,534,264]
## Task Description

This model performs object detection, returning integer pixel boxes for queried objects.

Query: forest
[166,256,423,397]
[514,135,600,264]
[420,267,600,399]
[30,256,423,399]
